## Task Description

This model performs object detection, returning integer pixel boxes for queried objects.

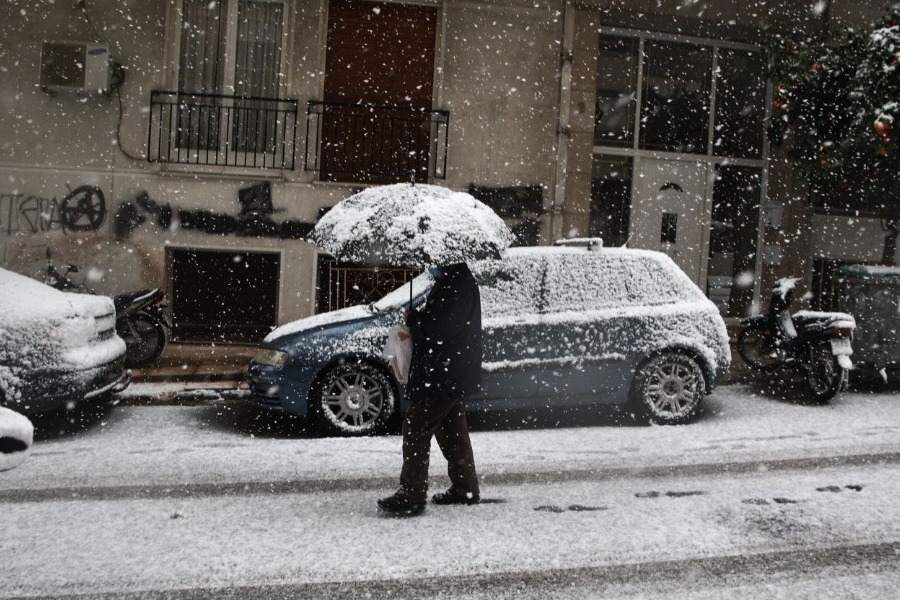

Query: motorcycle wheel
[737,326,780,371]
[805,342,846,404]
[118,313,167,368]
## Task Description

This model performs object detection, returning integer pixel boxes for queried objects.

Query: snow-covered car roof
[475,245,709,318]
[0,266,119,338]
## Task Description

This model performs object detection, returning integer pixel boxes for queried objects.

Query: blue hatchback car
[248,243,731,436]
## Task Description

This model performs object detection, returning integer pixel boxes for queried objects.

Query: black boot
[431,489,480,505]
[377,492,426,516]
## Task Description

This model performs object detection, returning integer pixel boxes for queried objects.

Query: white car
[0,267,129,414]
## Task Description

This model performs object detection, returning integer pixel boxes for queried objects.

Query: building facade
[0,0,889,356]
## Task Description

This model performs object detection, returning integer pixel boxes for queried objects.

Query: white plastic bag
[383,323,413,383]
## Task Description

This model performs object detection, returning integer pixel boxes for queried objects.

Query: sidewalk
[122,343,254,404]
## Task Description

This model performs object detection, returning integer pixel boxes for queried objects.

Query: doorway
[321,0,438,183]
[167,248,280,344]
[630,158,711,284]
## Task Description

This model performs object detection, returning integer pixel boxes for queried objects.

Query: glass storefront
[640,41,712,154]
[594,36,639,147]
[589,156,633,248]
[591,31,768,318]
[707,166,762,318]
[714,49,766,159]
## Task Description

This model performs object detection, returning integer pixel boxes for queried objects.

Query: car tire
[311,360,396,437]
[631,351,706,425]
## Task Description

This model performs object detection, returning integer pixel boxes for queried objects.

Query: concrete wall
[0,0,564,338]
[1,0,892,344]
[442,0,562,192]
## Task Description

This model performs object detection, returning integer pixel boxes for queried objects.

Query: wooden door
[321,0,437,183]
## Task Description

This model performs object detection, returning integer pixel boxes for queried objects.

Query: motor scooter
[42,252,171,368]
[737,278,856,403]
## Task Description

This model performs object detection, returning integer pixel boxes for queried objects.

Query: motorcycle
[737,278,856,403]
[42,252,171,368]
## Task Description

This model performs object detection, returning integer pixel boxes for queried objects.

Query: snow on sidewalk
[2,385,900,493]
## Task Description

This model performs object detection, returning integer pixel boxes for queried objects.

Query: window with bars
[162,0,292,163]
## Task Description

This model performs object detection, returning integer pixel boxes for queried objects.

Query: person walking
[377,263,483,517]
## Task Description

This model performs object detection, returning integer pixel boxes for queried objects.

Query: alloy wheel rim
[646,361,698,417]
[324,371,385,429]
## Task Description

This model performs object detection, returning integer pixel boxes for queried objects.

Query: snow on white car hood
[0,268,126,375]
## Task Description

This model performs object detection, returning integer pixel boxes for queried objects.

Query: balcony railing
[148,91,299,170]
[305,101,449,183]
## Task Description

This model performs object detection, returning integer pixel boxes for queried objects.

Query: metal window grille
[305,101,449,183]
[316,257,417,314]
[148,91,298,170]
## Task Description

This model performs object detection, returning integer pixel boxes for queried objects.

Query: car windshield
[370,271,434,313]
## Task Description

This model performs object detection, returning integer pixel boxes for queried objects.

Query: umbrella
[307,183,514,269]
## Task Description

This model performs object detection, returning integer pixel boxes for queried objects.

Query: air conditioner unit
[40,41,111,93]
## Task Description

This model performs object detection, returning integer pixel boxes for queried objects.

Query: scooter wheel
[118,313,167,368]
[805,342,845,404]
[737,326,780,371]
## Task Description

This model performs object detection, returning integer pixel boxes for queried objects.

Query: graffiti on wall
[1,185,107,235]
[114,186,315,241]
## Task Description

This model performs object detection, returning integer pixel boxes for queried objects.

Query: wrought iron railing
[305,101,449,183]
[148,91,298,170]
[316,258,417,313]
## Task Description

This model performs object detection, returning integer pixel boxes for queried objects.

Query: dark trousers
[399,397,479,503]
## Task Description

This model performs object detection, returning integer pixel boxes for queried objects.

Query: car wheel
[631,351,705,425]
[311,360,396,437]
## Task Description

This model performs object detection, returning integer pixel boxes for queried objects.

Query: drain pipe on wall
[549,0,575,243]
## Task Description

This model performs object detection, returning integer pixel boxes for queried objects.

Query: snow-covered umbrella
[307,183,515,269]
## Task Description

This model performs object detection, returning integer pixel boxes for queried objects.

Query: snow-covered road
[1,385,900,598]
[4,384,900,492]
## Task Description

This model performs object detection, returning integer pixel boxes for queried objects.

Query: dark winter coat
[405,263,483,404]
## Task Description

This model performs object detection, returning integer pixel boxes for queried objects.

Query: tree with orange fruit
[771,4,899,264]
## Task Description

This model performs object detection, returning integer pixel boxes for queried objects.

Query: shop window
[640,41,712,154]
[589,155,633,247]
[168,248,280,343]
[594,36,639,147]
[706,166,761,317]
[714,49,766,159]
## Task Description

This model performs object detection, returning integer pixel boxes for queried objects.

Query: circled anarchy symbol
[61,185,107,232]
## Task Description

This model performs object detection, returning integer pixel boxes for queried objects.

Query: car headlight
[253,348,289,367]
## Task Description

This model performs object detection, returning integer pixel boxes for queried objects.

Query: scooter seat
[114,288,159,312]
